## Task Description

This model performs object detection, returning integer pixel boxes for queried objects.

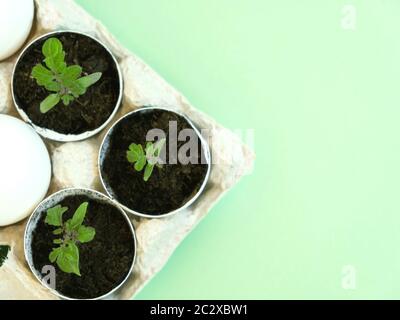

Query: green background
[76,0,400,299]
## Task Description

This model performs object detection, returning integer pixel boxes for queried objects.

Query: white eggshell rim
[24,188,137,300]
[11,30,123,142]
[98,106,212,219]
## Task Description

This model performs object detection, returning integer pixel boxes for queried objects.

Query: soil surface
[101,109,209,216]
[13,32,120,135]
[31,195,135,299]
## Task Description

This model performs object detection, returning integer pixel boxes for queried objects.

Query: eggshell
[0,0,34,61]
[0,115,51,226]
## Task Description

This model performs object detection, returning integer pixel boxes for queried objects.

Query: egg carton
[0,0,254,299]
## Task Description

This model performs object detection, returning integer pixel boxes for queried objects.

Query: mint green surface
[76,0,400,299]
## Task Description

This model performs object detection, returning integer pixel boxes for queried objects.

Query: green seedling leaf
[31,64,54,86]
[134,156,146,171]
[31,37,103,113]
[65,80,85,98]
[69,202,89,230]
[127,138,166,181]
[144,164,155,182]
[64,219,72,231]
[127,143,143,163]
[62,65,82,81]
[42,38,63,58]
[53,239,63,245]
[40,93,60,113]
[44,55,66,74]
[76,72,102,88]
[45,81,61,92]
[145,142,154,158]
[49,247,62,263]
[42,38,66,73]
[61,94,74,106]
[56,242,81,276]
[77,225,96,243]
[45,205,68,227]
[127,143,147,171]
[53,228,63,235]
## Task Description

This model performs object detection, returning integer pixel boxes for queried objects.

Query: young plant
[31,37,102,113]
[45,202,95,276]
[127,138,166,182]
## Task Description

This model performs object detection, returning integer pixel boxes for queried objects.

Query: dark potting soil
[13,32,120,135]
[101,109,209,215]
[31,195,135,299]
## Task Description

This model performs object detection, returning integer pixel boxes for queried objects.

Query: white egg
[0,0,34,61]
[0,115,51,226]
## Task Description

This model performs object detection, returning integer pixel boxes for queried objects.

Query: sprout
[45,202,95,276]
[127,138,166,181]
[31,37,102,113]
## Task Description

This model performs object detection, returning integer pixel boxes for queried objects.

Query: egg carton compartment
[0,0,254,299]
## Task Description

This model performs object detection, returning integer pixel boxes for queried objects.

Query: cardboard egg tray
[0,0,254,299]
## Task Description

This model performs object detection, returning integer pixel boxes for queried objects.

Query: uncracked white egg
[0,0,34,61]
[0,115,51,226]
